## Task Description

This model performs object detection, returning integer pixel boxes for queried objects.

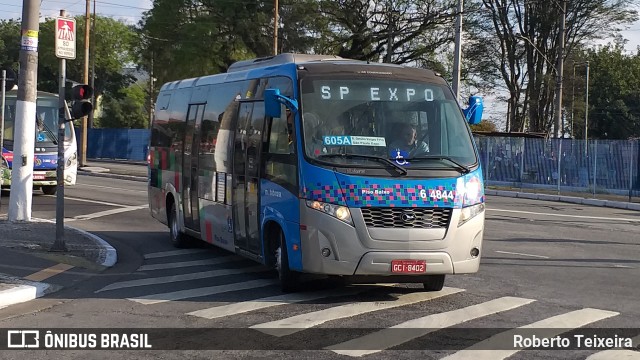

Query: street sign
[55,17,76,59]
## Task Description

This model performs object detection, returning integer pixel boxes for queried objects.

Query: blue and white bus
[1,90,78,195]
[148,53,485,292]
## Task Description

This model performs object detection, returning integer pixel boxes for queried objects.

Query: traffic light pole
[52,9,67,251]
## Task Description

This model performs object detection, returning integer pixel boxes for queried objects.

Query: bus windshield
[2,96,72,145]
[300,77,478,169]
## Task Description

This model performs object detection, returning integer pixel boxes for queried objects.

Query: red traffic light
[72,84,93,100]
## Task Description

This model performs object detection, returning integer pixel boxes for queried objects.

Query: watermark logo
[7,330,39,348]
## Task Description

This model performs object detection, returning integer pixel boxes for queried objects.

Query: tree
[474,0,638,134]
[98,85,148,129]
[0,20,20,73]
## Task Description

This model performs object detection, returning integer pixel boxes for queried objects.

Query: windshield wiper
[317,153,408,176]
[406,155,471,174]
[36,116,58,145]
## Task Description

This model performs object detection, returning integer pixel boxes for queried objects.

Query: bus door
[182,103,204,231]
[232,102,265,256]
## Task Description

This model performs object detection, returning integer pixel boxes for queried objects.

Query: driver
[388,123,429,157]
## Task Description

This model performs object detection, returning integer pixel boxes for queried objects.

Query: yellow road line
[24,263,74,282]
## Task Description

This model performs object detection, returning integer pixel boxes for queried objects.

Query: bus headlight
[66,152,77,168]
[305,200,353,226]
[458,203,485,226]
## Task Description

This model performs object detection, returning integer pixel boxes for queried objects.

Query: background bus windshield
[2,97,71,147]
[300,78,477,168]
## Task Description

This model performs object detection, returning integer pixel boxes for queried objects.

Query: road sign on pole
[55,17,76,60]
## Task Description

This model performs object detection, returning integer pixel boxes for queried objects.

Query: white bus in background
[1,90,78,195]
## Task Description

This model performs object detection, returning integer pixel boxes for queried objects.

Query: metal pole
[554,0,566,138]
[629,142,633,202]
[88,0,95,129]
[584,61,589,154]
[557,140,562,193]
[1,70,5,208]
[452,0,463,102]
[52,9,67,252]
[8,0,39,221]
[80,0,90,167]
[593,139,597,196]
[571,64,575,139]
[273,0,278,55]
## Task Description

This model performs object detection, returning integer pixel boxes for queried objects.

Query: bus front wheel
[169,202,190,248]
[275,231,299,293]
[422,274,445,292]
[42,186,57,195]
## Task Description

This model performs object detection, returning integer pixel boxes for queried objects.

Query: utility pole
[554,0,566,138]
[385,2,394,63]
[585,61,590,154]
[273,0,278,55]
[452,0,464,102]
[80,0,90,167]
[9,0,39,221]
[88,0,95,128]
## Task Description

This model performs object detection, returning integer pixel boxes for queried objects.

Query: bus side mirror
[265,89,282,118]
[463,96,483,125]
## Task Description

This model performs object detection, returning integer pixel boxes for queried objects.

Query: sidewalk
[78,159,148,181]
[0,216,116,309]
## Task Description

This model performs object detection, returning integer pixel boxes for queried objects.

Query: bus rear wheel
[422,274,445,292]
[169,202,190,248]
[42,186,57,195]
[275,231,299,293]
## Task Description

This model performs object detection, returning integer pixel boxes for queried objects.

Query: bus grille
[361,207,452,229]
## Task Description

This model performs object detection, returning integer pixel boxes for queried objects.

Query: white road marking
[488,208,640,223]
[96,266,266,293]
[137,256,242,271]
[66,205,148,222]
[495,250,550,259]
[143,249,209,259]
[55,196,129,208]
[128,279,277,305]
[585,335,640,359]
[613,265,634,269]
[253,287,464,337]
[189,284,398,320]
[441,308,620,360]
[328,296,535,357]
[76,183,146,193]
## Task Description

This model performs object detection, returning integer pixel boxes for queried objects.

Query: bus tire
[169,202,190,248]
[275,231,298,293]
[42,186,57,195]
[422,274,445,292]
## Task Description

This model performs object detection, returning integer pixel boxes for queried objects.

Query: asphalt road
[0,175,638,360]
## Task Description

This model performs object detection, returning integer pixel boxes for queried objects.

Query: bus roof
[159,53,443,92]
[3,89,60,98]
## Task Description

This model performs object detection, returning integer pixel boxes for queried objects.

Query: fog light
[321,247,331,257]
[470,247,480,258]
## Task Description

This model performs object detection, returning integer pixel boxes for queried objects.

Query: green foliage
[97,85,149,129]
[0,20,20,71]
[470,120,498,133]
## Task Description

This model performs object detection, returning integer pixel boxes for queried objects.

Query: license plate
[391,260,426,273]
[33,173,46,180]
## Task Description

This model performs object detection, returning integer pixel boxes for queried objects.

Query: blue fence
[81,129,640,199]
[475,137,640,198]
[78,128,149,161]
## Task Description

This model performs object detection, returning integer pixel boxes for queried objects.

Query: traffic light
[70,84,93,120]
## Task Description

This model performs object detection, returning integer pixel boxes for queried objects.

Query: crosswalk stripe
[440,308,620,360]
[252,287,465,337]
[328,296,535,357]
[585,335,640,360]
[137,255,241,271]
[188,283,398,320]
[96,266,267,293]
[143,249,209,259]
[128,279,277,305]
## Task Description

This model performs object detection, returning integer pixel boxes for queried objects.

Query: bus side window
[264,109,297,192]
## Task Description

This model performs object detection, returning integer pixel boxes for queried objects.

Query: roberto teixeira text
[514,334,635,349]
[6,330,152,349]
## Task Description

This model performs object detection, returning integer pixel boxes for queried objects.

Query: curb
[0,275,55,309]
[78,170,147,183]
[33,218,118,268]
[486,189,640,211]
